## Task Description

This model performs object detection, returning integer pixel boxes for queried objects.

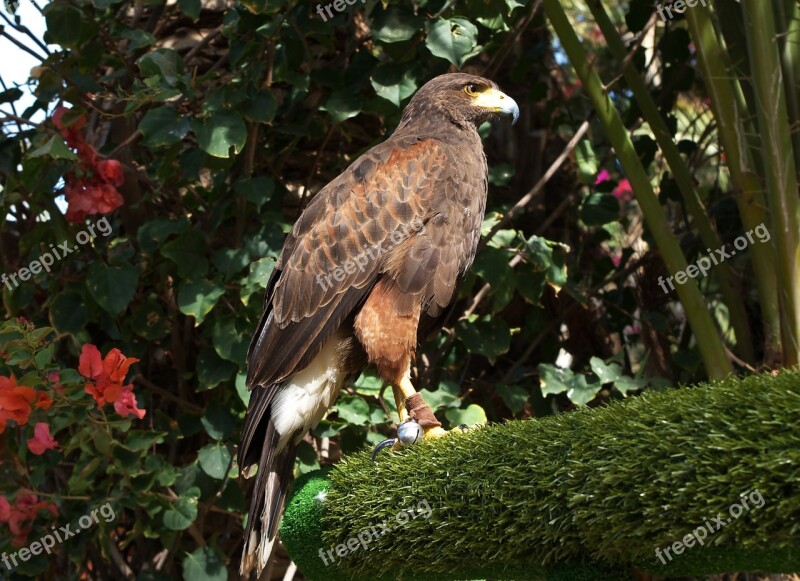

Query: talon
[457,424,470,431]
[371,438,397,462]
[371,419,425,462]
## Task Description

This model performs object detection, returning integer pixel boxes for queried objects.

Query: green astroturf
[281,371,800,580]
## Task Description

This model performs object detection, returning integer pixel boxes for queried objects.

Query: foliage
[282,370,800,580]
[0,0,796,577]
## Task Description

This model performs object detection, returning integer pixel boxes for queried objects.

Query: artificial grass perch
[280,370,800,580]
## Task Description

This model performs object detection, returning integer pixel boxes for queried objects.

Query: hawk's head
[400,73,519,130]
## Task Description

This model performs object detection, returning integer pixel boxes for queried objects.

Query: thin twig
[184,26,222,64]
[0,11,50,56]
[481,117,592,251]
[133,375,204,414]
[0,30,47,61]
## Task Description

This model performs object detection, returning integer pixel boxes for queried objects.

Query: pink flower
[613,178,633,202]
[114,385,146,419]
[27,423,59,455]
[594,169,611,185]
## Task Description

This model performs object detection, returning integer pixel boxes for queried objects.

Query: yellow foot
[423,426,448,439]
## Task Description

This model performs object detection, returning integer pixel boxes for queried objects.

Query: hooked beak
[474,88,520,125]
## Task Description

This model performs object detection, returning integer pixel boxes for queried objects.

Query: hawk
[239,73,519,576]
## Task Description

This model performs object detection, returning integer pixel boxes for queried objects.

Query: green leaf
[235,373,250,406]
[419,381,462,410]
[49,291,88,334]
[178,0,201,19]
[241,90,278,123]
[163,496,198,531]
[538,364,601,405]
[194,110,247,158]
[182,547,227,581]
[201,406,235,440]
[124,431,166,451]
[335,396,370,424]
[29,135,78,160]
[538,363,574,396]
[44,3,89,48]
[614,376,647,394]
[198,442,231,479]
[581,193,619,226]
[137,48,183,87]
[425,18,480,67]
[354,372,383,396]
[524,235,569,290]
[211,316,248,365]
[139,107,190,148]
[162,230,208,278]
[212,247,250,278]
[566,376,602,405]
[177,279,225,325]
[137,217,188,255]
[321,91,362,124]
[445,404,487,427]
[130,300,168,340]
[86,263,139,316]
[370,64,418,107]
[456,318,511,364]
[241,257,276,306]
[235,176,274,210]
[196,346,236,389]
[496,383,529,414]
[590,357,623,384]
[372,7,422,43]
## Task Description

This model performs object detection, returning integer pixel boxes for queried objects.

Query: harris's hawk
[239,72,519,576]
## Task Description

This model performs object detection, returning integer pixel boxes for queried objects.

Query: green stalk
[685,5,784,364]
[542,0,732,379]
[585,0,755,364]
[741,0,800,365]
[772,0,800,177]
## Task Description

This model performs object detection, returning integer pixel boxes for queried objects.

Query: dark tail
[239,398,297,577]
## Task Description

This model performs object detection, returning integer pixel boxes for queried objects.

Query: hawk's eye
[464,84,479,96]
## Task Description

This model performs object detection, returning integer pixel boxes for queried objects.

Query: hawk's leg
[394,371,446,440]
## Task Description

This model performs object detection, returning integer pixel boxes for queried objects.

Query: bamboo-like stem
[684,5,784,364]
[741,0,800,365]
[542,0,732,379]
[772,0,800,178]
[585,0,755,364]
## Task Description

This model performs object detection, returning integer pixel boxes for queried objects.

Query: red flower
[613,178,633,202]
[114,385,146,419]
[0,496,10,521]
[97,160,125,187]
[64,179,124,223]
[27,423,59,455]
[52,105,126,223]
[1,490,58,547]
[79,345,144,418]
[0,375,37,433]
